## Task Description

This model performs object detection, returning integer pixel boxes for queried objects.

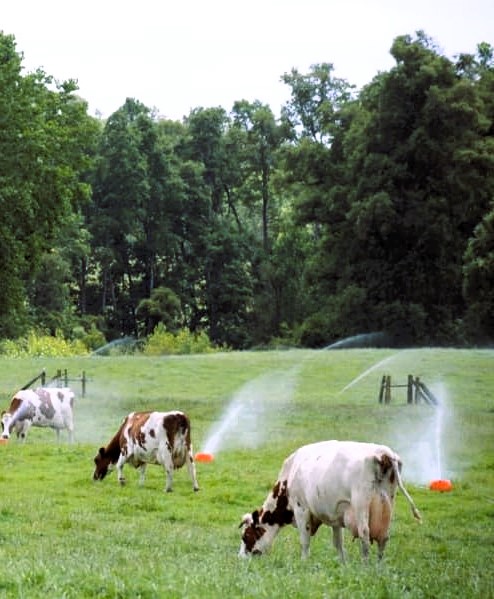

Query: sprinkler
[0,438,8,446]
[429,479,453,492]
[195,452,214,463]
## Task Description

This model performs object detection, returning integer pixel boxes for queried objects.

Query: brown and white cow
[239,440,421,562]
[1,387,75,442]
[93,410,200,493]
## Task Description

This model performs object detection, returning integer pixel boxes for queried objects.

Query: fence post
[63,369,68,387]
[385,375,392,404]
[81,371,86,397]
[407,375,413,404]
[414,377,421,403]
[378,375,386,403]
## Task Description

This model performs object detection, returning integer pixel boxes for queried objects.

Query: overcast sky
[3,0,493,121]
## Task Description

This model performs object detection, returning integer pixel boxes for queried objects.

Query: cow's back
[285,441,396,524]
[34,387,75,429]
[123,411,191,466]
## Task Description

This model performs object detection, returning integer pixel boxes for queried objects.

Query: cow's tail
[392,459,422,522]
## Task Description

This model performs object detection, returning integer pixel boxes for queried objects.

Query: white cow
[239,440,421,562]
[93,410,200,493]
[1,387,75,442]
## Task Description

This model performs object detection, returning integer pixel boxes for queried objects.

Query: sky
[3,0,493,121]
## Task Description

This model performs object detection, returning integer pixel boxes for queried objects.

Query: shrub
[142,324,219,355]
[77,325,107,352]
[0,331,89,357]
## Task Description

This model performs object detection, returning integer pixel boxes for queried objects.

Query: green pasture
[0,349,493,598]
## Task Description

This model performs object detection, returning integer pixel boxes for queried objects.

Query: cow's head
[93,447,113,480]
[1,411,10,439]
[1,398,34,439]
[238,510,272,556]
[238,480,294,557]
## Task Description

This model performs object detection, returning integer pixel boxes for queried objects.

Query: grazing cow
[1,387,75,442]
[239,440,421,562]
[93,410,200,493]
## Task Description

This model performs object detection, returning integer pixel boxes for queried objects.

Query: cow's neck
[105,432,124,463]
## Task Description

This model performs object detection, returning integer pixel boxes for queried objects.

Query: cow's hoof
[194,487,200,492]
[165,488,173,493]
[118,479,126,486]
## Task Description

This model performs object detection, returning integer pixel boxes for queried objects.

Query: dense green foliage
[1,30,493,348]
[0,349,492,598]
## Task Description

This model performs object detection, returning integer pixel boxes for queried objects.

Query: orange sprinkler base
[0,438,9,446]
[429,479,453,492]
[195,452,214,463]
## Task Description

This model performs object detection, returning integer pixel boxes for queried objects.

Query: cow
[1,387,75,443]
[93,410,200,493]
[239,440,421,562]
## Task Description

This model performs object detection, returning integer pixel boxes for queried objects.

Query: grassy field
[0,348,493,598]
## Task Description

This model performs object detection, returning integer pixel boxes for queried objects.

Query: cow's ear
[98,447,106,457]
[252,510,260,525]
[239,513,253,528]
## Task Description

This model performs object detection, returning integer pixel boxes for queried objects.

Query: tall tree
[180,107,255,347]
[231,100,282,252]
[0,33,98,337]
[299,33,494,345]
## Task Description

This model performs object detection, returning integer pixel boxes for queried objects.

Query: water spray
[338,354,399,395]
[195,368,299,462]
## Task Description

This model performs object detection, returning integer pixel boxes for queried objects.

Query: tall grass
[0,349,493,598]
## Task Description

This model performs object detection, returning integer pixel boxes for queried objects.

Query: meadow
[0,348,493,598]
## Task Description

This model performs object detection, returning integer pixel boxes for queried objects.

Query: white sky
[3,0,493,121]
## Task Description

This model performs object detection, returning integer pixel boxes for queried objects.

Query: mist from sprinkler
[197,367,299,460]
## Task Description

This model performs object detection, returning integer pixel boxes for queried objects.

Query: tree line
[1,30,493,349]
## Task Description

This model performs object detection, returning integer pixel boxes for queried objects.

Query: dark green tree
[0,32,99,337]
[291,34,494,345]
[180,107,255,347]
[463,204,494,343]
[89,99,185,337]
[136,286,181,335]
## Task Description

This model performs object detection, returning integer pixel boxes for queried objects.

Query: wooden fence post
[378,375,386,403]
[81,371,86,397]
[414,377,421,403]
[407,374,413,404]
[384,375,392,404]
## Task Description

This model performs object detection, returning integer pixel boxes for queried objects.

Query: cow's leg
[19,422,30,443]
[377,535,389,561]
[138,464,147,486]
[348,495,372,560]
[116,454,127,485]
[159,452,175,492]
[187,446,200,492]
[293,504,312,559]
[332,526,346,563]
[67,421,74,443]
[356,512,371,560]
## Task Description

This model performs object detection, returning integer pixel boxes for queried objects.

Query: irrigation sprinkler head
[429,479,453,492]
[195,452,214,463]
